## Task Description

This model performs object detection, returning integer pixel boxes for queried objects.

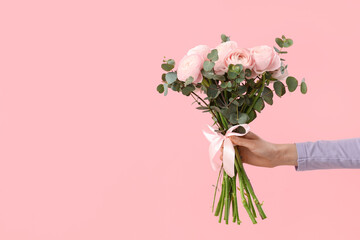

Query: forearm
[293,138,360,171]
[274,143,298,167]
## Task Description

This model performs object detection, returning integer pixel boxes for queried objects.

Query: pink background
[1,0,360,239]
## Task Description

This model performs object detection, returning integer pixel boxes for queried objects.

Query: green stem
[235,147,267,220]
[215,180,225,217]
[212,165,223,212]
[234,160,257,224]
[231,174,241,224]
[224,173,231,224]
[246,73,266,115]
[218,177,226,223]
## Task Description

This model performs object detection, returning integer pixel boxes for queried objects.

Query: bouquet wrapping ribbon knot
[203,124,250,177]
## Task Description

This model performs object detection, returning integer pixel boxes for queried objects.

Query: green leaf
[207,84,219,99]
[262,87,273,105]
[165,72,177,84]
[171,81,181,92]
[234,64,243,74]
[161,64,174,71]
[161,73,166,81]
[201,69,215,79]
[274,81,286,97]
[237,97,245,106]
[203,61,215,71]
[237,85,247,95]
[201,77,210,88]
[207,49,219,61]
[164,83,169,96]
[286,76,298,92]
[274,46,280,53]
[237,113,249,124]
[300,79,307,94]
[157,84,164,94]
[181,84,195,96]
[213,75,226,81]
[253,97,265,113]
[221,34,230,42]
[248,109,257,123]
[227,71,237,80]
[245,69,252,78]
[210,106,221,113]
[167,59,175,65]
[275,38,284,48]
[221,108,230,119]
[185,76,194,86]
[283,39,293,48]
[235,77,245,84]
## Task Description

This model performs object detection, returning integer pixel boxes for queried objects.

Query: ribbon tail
[209,137,223,171]
[222,138,235,177]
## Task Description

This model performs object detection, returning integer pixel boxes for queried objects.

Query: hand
[220,131,298,168]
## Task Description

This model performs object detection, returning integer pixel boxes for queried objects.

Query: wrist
[275,143,298,167]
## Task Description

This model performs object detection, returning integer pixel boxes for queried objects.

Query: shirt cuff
[294,142,307,171]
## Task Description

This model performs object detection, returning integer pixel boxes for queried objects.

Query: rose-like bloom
[177,54,203,84]
[270,66,288,81]
[224,48,255,72]
[250,45,281,74]
[213,41,238,75]
[187,45,211,61]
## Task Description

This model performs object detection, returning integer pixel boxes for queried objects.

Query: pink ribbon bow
[203,124,250,177]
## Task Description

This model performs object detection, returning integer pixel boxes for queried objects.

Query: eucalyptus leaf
[185,76,194,86]
[164,83,169,96]
[201,69,215,79]
[181,84,195,96]
[157,84,164,94]
[286,76,298,92]
[274,81,286,97]
[275,38,284,48]
[167,59,175,65]
[207,84,219,99]
[262,87,273,105]
[283,39,293,48]
[203,61,215,71]
[253,97,265,113]
[207,49,219,61]
[245,69,252,78]
[171,81,181,92]
[165,72,177,84]
[201,77,210,88]
[221,34,230,42]
[237,113,249,124]
[301,80,307,94]
[248,109,257,123]
[213,75,226,81]
[161,64,174,71]
[227,71,237,80]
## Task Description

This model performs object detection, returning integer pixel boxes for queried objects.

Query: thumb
[229,136,254,149]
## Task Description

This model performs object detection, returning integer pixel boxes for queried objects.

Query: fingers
[229,136,254,149]
[244,131,259,140]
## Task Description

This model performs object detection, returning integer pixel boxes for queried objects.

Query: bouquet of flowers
[156,34,307,225]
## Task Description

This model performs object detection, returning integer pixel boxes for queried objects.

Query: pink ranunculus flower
[270,66,288,81]
[250,45,281,75]
[177,54,203,84]
[213,41,238,75]
[187,45,211,61]
[224,48,255,72]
